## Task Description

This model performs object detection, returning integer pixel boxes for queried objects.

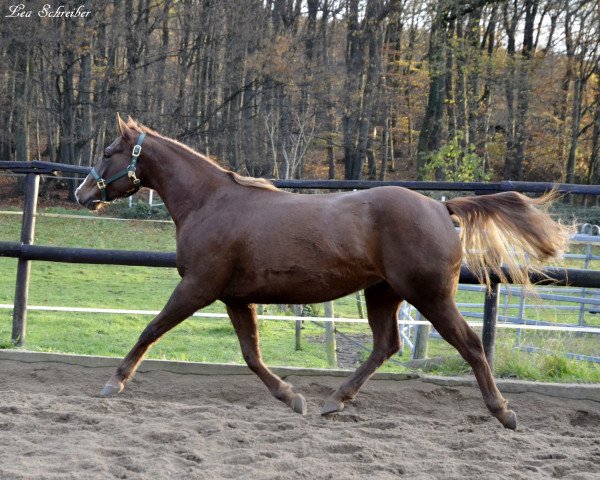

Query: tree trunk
[479,6,496,165]
[512,0,537,180]
[355,0,384,180]
[565,76,584,183]
[367,135,377,179]
[502,3,519,180]
[417,10,446,179]
[343,0,363,179]
[401,17,418,165]
[556,5,574,170]
[466,7,482,149]
[15,49,31,165]
[455,16,467,148]
[79,13,94,168]
[0,42,18,161]
[589,73,600,186]
[445,18,456,142]
[155,0,172,122]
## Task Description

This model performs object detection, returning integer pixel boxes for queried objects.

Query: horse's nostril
[75,187,94,208]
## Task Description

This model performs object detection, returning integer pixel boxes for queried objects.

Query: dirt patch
[0,359,599,479]
[306,332,372,369]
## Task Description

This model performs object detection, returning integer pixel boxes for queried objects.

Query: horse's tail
[444,191,571,291]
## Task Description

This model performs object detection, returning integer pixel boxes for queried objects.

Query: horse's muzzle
[75,188,101,210]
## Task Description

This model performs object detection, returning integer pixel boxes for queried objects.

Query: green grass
[1,207,599,382]
[0,311,331,368]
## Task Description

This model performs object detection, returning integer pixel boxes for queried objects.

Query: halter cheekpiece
[91,132,146,202]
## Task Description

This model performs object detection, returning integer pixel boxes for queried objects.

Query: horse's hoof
[100,379,124,397]
[321,398,344,415]
[291,395,307,415]
[502,410,517,430]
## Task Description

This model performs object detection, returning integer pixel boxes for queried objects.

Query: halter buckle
[128,169,140,185]
[132,145,142,157]
[97,178,106,190]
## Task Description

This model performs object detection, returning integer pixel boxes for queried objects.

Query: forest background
[1,0,600,201]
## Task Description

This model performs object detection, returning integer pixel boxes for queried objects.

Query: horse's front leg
[226,302,307,415]
[100,278,214,396]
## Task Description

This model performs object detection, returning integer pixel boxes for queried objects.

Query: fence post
[293,304,302,351]
[11,173,40,346]
[578,240,592,325]
[482,282,500,369]
[515,286,525,348]
[355,291,365,319]
[413,311,430,360]
[324,301,337,368]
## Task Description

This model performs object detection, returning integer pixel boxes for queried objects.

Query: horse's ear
[116,112,134,141]
[116,113,125,135]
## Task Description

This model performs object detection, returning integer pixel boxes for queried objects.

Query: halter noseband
[91,132,146,202]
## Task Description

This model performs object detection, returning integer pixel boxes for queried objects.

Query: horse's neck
[142,136,228,224]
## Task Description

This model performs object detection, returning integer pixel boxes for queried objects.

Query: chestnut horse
[75,115,569,429]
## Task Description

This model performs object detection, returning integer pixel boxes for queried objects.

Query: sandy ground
[0,360,599,480]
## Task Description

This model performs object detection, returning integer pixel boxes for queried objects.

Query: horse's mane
[228,172,279,191]
[127,118,279,192]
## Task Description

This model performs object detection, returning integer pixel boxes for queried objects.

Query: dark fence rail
[0,243,176,267]
[2,160,600,368]
[2,160,90,175]
[274,179,600,194]
[3,160,600,194]
[2,241,600,287]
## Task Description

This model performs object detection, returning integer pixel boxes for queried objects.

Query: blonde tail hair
[444,191,571,291]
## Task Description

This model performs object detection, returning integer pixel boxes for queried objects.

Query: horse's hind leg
[322,282,402,415]
[415,298,517,430]
[101,278,212,396]
[226,302,307,415]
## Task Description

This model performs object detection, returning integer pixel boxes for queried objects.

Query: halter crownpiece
[91,132,146,202]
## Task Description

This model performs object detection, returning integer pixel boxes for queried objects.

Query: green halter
[91,132,146,202]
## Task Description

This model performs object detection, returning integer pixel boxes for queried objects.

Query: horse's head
[76,114,147,209]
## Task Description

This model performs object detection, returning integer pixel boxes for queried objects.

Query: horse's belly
[220,264,380,304]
